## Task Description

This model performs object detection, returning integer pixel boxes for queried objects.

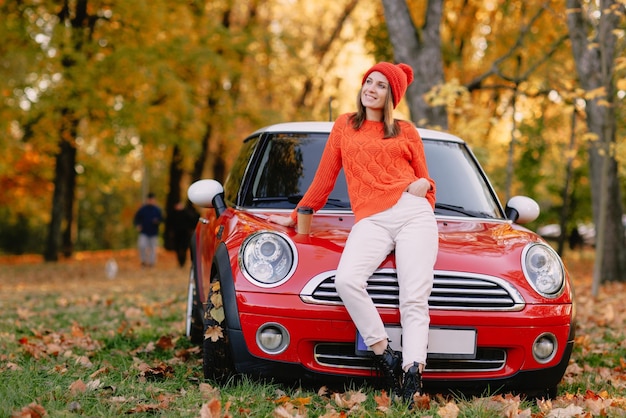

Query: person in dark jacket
[133,192,163,267]
[171,202,199,267]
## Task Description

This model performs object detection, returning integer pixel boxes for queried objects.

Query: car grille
[314,343,506,372]
[300,269,524,311]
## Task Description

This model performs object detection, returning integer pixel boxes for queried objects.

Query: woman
[269,62,438,406]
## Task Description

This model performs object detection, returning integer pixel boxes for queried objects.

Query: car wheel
[202,272,235,383]
[185,266,204,344]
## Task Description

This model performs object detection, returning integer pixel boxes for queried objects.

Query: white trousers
[335,193,438,369]
[138,234,159,266]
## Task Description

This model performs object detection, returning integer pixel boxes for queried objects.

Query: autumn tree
[381,0,447,128]
[566,0,626,288]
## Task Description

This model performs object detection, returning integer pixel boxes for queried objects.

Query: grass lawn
[1,248,625,417]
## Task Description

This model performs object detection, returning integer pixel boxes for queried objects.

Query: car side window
[224,136,259,205]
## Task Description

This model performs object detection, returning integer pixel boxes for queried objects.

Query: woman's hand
[406,178,431,197]
[268,214,296,227]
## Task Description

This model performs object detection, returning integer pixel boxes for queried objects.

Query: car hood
[231,210,563,301]
[242,211,539,267]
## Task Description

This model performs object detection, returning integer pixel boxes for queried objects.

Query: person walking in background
[269,62,438,407]
[171,202,199,267]
[133,192,163,267]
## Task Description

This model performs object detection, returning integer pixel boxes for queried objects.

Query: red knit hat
[361,62,414,108]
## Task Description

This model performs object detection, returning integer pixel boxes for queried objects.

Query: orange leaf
[204,325,224,342]
[69,379,87,395]
[156,335,174,350]
[11,402,47,418]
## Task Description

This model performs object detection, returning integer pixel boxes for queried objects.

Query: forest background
[0,0,625,283]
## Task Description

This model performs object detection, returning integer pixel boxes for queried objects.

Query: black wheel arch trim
[213,242,242,331]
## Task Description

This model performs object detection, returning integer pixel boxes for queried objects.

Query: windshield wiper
[253,195,350,208]
[434,202,493,218]
[288,195,350,208]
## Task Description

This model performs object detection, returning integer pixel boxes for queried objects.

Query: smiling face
[360,71,390,112]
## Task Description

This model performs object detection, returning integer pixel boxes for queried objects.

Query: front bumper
[228,292,574,393]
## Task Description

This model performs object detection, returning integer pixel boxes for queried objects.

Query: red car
[185,122,574,397]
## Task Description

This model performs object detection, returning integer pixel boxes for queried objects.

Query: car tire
[202,272,235,383]
[185,266,204,344]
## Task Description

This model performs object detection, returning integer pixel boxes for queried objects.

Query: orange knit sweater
[292,113,436,223]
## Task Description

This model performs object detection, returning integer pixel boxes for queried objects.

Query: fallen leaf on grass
[199,382,220,399]
[438,401,460,418]
[156,335,176,350]
[126,394,173,414]
[273,403,307,418]
[75,355,93,368]
[412,393,431,411]
[546,404,584,417]
[374,390,391,410]
[199,398,232,418]
[69,379,87,395]
[332,389,367,409]
[89,365,109,379]
[6,361,22,371]
[11,402,47,418]
[135,361,174,381]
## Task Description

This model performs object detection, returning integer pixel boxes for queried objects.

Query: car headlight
[240,231,297,287]
[522,243,565,298]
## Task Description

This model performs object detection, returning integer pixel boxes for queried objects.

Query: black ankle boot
[374,345,402,396]
[402,362,423,408]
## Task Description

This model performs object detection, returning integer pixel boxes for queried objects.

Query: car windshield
[230,130,503,218]
[424,139,503,219]
[239,133,350,210]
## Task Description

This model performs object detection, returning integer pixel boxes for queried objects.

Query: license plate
[356,327,476,359]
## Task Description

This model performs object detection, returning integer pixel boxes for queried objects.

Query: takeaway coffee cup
[296,206,314,234]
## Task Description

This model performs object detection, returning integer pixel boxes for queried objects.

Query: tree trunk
[381,0,448,129]
[44,139,76,261]
[566,0,626,288]
[164,145,185,251]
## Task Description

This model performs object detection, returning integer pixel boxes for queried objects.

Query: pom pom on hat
[361,62,414,108]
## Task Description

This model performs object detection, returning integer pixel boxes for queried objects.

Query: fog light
[533,333,557,363]
[256,323,290,354]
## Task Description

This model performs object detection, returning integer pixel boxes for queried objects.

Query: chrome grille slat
[301,269,525,311]
[314,343,506,372]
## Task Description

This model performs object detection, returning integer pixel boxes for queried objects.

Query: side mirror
[505,195,540,224]
[188,179,227,217]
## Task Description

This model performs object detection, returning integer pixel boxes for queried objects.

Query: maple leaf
[374,390,391,409]
[412,393,431,411]
[75,355,93,368]
[199,398,231,418]
[6,362,22,371]
[71,322,85,338]
[204,325,224,342]
[332,390,366,409]
[438,401,460,418]
[199,382,221,399]
[69,379,87,395]
[273,402,307,418]
[11,402,47,418]
[546,404,584,417]
[156,335,175,350]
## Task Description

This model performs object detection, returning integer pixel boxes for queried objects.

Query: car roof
[248,121,464,144]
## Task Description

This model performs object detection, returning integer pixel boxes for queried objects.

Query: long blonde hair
[350,86,400,138]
